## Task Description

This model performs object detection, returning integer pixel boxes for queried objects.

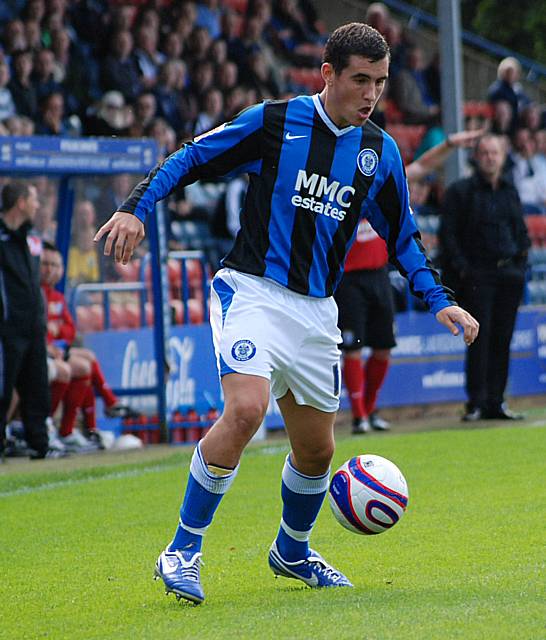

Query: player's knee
[225,395,267,434]
[295,439,335,471]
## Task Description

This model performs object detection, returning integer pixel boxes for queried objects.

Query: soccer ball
[328,454,409,535]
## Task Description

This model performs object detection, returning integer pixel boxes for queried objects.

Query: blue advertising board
[84,308,546,430]
[0,136,157,174]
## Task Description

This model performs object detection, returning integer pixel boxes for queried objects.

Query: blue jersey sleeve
[118,104,265,222]
[364,134,455,315]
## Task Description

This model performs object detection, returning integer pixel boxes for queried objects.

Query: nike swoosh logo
[306,574,319,587]
[285,132,307,140]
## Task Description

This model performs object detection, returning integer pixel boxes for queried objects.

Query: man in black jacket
[0,181,53,459]
[439,134,530,421]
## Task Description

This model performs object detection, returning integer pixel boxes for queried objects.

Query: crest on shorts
[357,148,379,176]
[231,339,256,362]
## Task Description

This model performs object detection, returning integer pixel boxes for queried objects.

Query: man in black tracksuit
[439,134,530,421]
[0,181,50,459]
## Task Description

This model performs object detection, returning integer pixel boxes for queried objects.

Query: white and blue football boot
[154,548,204,604]
[268,542,353,588]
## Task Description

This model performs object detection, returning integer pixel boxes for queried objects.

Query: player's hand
[436,306,479,346]
[94,211,145,264]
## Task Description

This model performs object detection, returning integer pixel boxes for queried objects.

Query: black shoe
[352,417,370,434]
[86,430,105,450]
[483,405,525,420]
[461,407,483,422]
[369,411,390,431]
[104,404,141,419]
[29,447,70,460]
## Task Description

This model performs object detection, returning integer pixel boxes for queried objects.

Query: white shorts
[210,269,342,412]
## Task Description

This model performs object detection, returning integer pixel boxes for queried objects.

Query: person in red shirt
[41,242,133,447]
[336,129,483,433]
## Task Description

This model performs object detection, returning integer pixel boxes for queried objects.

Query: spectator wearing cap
[83,90,129,137]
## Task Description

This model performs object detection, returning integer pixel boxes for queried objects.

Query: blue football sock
[275,454,330,562]
[169,441,238,552]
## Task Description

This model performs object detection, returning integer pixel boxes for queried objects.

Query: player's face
[321,55,389,128]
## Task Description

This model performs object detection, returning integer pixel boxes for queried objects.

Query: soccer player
[95,23,479,603]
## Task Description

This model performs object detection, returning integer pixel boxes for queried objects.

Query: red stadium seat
[386,124,426,164]
[89,304,105,331]
[188,298,205,324]
[145,301,154,326]
[114,259,140,282]
[123,302,142,328]
[76,306,94,333]
[109,302,125,329]
[170,299,184,324]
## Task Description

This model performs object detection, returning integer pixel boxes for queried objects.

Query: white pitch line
[0,462,181,498]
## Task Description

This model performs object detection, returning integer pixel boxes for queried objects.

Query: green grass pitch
[1,424,545,640]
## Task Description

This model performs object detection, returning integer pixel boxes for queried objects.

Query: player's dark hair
[1,181,31,212]
[323,22,390,74]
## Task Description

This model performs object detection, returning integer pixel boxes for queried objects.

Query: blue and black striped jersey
[119,94,454,313]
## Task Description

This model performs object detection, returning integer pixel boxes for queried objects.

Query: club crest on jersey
[231,339,256,362]
[357,149,379,177]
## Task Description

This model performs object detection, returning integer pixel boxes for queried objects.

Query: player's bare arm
[94,211,145,264]
[436,306,479,345]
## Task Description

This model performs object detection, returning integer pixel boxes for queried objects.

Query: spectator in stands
[146,117,177,158]
[217,9,240,57]
[511,127,546,213]
[67,199,101,286]
[161,31,185,63]
[40,242,138,449]
[209,38,227,67]
[8,48,37,118]
[487,57,530,136]
[35,91,78,136]
[245,50,281,100]
[270,0,324,65]
[216,60,239,95]
[518,102,545,134]
[133,25,166,90]
[189,59,214,104]
[194,87,224,136]
[365,2,390,36]
[101,29,142,102]
[195,0,222,40]
[439,134,530,421]
[210,174,248,268]
[23,19,42,52]
[390,44,440,125]
[2,19,27,55]
[126,91,158,138]
[0,59,16,122]
[0,181,55,460]
[32,48,62,103]
[84,90,130,138]
[490,99,513,138]
[186,26,213,69]
[154,60,188,136]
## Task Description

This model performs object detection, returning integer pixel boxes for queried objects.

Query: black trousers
[0,332,50,454]
[458,266,525,411]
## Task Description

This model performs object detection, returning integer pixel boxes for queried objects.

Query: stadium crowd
[0,0,545,457]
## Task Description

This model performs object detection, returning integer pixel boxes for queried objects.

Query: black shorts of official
[335,267,396,352]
